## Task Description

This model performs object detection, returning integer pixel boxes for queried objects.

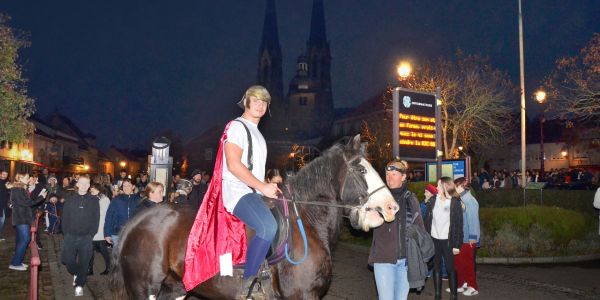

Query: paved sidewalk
[0,225,54,300]
[45,234,111,300]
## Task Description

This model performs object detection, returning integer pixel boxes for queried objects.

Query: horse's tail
[110,232,127,300]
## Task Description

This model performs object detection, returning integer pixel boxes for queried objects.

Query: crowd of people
[370,160,481,300]
[0,166,212,297]
[472,167,598,190]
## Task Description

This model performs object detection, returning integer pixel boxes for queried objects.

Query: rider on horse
[184,85,280,299]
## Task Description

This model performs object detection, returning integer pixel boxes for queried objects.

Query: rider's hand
[260,182,281,198]
[105,236,113,245]
[452,248,460,255]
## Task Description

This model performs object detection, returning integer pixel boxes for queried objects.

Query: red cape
[183,121,247,291]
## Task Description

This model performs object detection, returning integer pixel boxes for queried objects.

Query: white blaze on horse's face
[354,158,398,231]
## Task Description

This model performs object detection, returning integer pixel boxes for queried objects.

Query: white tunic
[431,195,451,240]
[222,117,267,213]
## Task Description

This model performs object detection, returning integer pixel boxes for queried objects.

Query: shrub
[480,205,593,256]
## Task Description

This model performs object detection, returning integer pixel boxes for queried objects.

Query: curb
[476,253,600,264]
[338,242,600,264]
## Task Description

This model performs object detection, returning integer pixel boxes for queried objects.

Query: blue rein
[283,186,308,265]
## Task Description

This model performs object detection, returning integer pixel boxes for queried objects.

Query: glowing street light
[535,90,546,104]
[535,89,547,180]
[397,62,412,80]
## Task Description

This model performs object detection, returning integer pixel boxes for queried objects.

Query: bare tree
[546,33,600,122]
[401,54,515,159]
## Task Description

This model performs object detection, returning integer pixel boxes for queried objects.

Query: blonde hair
[14,173,28,183]
[143,181,164,198]
[386,159,409,174]
[243,85,271,108]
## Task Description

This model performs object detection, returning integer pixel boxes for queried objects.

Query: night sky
[1,0,599,150]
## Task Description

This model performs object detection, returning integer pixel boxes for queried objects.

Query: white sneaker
[21,263,28,268]
[73,275,77,286]
[463,287,479,296]
[74,286,84,297]
[446,282,468,293]
[9,265,27,271]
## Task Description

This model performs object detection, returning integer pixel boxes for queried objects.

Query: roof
[335,89,389,122]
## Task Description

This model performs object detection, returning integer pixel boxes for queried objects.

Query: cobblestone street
[1,222,599,300]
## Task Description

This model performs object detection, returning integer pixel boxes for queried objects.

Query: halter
[340,153,388,209]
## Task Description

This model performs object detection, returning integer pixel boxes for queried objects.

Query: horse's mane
[287,141,362,249]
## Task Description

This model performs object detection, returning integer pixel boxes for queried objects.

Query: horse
[111,135,399,299]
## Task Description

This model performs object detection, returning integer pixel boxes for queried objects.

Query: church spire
[259,0,281,57]
[257,0,285,139]
[309,0,327,46]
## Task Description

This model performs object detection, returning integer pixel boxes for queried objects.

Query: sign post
[148,136,173,198]
[392,87,441,178]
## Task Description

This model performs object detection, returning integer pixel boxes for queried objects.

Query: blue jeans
[11,224,31,266]
[373,258,409,300]
[111,235,120,249]
[0,209,5,238]
[233,193,277,278]
[233,193,277,242]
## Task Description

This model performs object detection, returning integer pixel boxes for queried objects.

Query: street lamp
[535,90,547,180]
[397,61,412,80]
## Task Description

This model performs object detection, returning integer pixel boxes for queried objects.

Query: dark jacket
[424,196,464,249]
[407,222,434,289]
[61,193,100,236]
[104,193,141,237]
[10,184,45,225]
[369,185,424,264]
[173,194,187,205]
[188,182,207,210]
[135,198,162,215]
[0,178,9,214]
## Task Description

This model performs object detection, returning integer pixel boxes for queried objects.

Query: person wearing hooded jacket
[425,177,464,300]
[368,159,424,300]
[103,179,140,248]
[452,177,480,296]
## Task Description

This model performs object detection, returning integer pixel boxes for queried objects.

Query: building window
[298,97,308,106]
[299,62,308,72]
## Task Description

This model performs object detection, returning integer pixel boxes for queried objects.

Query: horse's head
[340,135,398,232]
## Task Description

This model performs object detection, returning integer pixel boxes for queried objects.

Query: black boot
[433,270,442,299]
[449,271,458,300]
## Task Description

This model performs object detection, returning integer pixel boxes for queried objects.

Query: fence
[28,212,42,300]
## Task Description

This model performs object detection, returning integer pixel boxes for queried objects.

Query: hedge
[406,182,597,217]
[339,184,600,257]
[479,205,598,257]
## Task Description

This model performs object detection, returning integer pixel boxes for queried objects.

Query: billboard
[392,88,438,161]
[425,159,466,182]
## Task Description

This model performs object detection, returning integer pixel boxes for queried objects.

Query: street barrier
[28,212,42,300]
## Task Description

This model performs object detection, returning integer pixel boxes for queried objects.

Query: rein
[279,155,388,265]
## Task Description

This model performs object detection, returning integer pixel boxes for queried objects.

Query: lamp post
[397,61,412,81]
[535,90,546,180]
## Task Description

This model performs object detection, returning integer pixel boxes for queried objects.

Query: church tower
[257,0,286,140]
[287,0,334,140]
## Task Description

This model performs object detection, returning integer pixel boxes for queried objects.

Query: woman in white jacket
[89,183,111,275]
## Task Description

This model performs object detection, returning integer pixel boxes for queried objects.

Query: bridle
[278,153,387,213]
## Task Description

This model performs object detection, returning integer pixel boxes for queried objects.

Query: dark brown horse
[111,135,398,299]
